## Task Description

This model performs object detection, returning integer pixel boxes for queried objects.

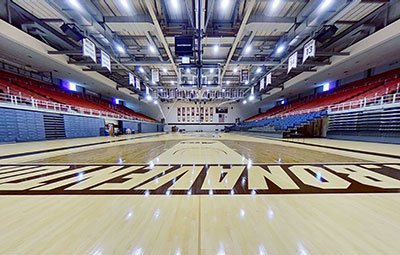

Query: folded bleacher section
[327,105,400,143]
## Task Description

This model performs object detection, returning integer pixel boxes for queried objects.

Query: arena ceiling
[1,0,395,102]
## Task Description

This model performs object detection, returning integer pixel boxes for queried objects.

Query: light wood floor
[1,132,400,254]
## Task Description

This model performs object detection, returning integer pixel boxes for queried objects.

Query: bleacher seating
[0,70,156,122]
[230,111,327,134]
[246,68,400,122]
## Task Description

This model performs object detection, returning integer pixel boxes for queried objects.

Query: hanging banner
[151,69,159,83]
[259,77,265,91]
[135,77,140,90]
[288,52,298,73]
[129,73,134,86]
[266,72,272,86]
[100,50,111,72]
[240,69,249,83]
[303,39,316,63]
[82,38,96,63]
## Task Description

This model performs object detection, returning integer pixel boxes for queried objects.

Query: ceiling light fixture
[120,0,129,9]
[221,0,230,9]
[276,44,285,55]
[256,67,262,73]
[116,44,125,54]
[139,67,145,73]
[149,45,156,53]
[69,0,81,9]
[186,68,190,74]
[243,100,247,105]
[245,45,252,53]
[171,0,179,10]
[233,67,238,73]
[213,44,219,53]
[272,0,280,9]
[249,94,255,101]
[162,67,168,73]
[320,0,332,10]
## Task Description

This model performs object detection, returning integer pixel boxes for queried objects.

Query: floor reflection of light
[118,157,124,164]
[241,177,246,186]
[155,178,159,184]
[247,159,253,169]
[125,210,133,221]
[77,172,84,182]
[251,189,257,196]
[209,189,213,196]
[165,190,171,196]
[258,245,267,255]
[240,209,245,219]
[175,248,182,255]
[91,248,103,255]
[155,157,159,163]
[297,242,308,255]
[144,190,150,197]
[149,161,154,169]
[187,189,192,196]
[316,172,322,182]
[153,208,160,220]
[230,190,235,196]
[267,207,274,220]
[131,246,143,255]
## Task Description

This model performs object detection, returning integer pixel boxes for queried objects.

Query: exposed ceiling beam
[221,0,256,79]
[247,16,296,24]
[103,15,153,23]
[144,0,178,75]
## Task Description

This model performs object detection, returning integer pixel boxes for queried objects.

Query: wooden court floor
[1,132,400,254]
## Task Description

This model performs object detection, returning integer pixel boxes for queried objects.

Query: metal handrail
[0,92,154,122]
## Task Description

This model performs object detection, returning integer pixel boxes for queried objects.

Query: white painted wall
[160,101,258,132]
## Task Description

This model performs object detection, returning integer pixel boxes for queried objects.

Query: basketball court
[1,132,400,254]
[1,0,400,254]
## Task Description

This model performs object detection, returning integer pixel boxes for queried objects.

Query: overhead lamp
[213,44,219,53]
[272,0,280,9]
[245,80,249,85]
[162,67,168,73]
[210,68,214,74]
[245,45,252,53]
[208,80,211,85]
[139,67,145,73]
[171,0,179,10]
[249,94,255,101]
[221,0,230,9]
[159,88,164,92]
[153,100,158,105]
[170,80,174,85]
[276,44,285,55]
[320,0,332,10]
[233,67,238,73]
[116,44,125,54]
[226,80,230,85]
[222,88,226,92]
[185,68,190,74]
[120,0,129,9]
[243,100,247,105]
[146,94,152,101]
[69,0,81,9]
[149,45,156,53]
[256,67,262,73]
